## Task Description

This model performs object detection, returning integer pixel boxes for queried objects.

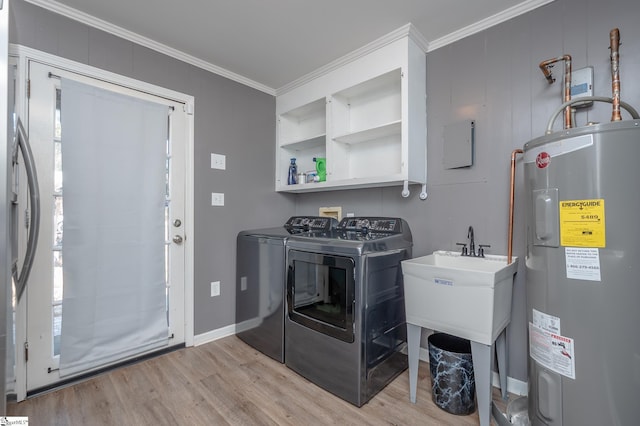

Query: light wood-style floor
[7,336,512,425]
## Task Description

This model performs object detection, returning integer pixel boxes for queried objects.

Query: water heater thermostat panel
[570,67,594,108]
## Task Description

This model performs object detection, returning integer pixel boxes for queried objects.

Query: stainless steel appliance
[524,120,640,425]
[235,216,336,363]
[285,217,412,406]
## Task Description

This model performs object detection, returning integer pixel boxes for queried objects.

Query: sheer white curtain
[59,78,169,377]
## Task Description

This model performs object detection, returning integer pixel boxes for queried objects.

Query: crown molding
[277,0,555,95]
[22,0,276,95]
[427,0,556,51]
[23,0,556,96]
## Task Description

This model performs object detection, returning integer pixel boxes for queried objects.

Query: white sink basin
[401,250,518,345]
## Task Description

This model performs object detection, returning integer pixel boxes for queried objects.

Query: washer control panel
[285,216,337,231]
[338,217,402,234]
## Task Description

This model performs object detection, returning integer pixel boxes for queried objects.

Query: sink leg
[496,328,508,400]
[407,323,421,403]
[470,341,492,426]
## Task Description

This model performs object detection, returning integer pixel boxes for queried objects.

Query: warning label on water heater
[529,322,576,380]
[565,247,601,281]
[559,199,606,247]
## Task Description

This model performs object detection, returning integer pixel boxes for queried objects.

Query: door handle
[172,235,183,244]
[14,118,40,301]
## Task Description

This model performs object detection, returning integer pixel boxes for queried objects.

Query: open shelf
[275,34,426,193]
[333,120,401,144]
[278,98,326,147]
[280,133,326,150]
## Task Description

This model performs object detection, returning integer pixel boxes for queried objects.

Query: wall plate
[211,153,226,170]
[211,192,224,206]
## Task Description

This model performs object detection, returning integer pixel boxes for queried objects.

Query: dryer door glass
[287,250,355,343]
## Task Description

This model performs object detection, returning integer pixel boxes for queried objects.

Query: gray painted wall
[9,0,640,385]
[9,0,295,336]
[296,0,640,382]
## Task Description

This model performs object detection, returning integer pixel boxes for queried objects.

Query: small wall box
[570,67,594,108]
[443,120,475,169]
[319,206,342,221]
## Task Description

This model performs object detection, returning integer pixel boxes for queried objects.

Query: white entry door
[24,60,189,392]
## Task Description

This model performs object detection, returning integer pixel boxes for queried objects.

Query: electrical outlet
[240,276,247,291]
[211,192,224,206]
[211,153,226,170]
[346,212,355,217]
[211,281,220,297]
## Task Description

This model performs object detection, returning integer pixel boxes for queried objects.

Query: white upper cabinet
[276,27,427,193]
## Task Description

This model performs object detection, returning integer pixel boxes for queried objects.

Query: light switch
[211,192,224,206]
[211,281,220,297]
[211,153,226,170]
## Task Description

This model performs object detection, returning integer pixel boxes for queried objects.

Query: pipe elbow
[539,66,555,84]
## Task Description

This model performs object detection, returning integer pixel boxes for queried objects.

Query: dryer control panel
[337,217,405,240]
[338,217,400,233]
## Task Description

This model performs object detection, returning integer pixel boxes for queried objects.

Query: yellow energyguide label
[559,199,605,247]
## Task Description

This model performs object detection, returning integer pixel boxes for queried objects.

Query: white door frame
[0,2,10,416]
[9,44,195,401]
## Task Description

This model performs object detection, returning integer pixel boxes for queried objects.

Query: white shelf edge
[276,175,425,193]
[279,134,326,150]
[280,98,326,118]
[333,120,401,144]
[331,68,400,100]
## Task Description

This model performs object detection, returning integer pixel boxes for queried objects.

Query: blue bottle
[287,158,298,185]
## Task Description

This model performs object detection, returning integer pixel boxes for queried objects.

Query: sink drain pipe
[492,400,513,426]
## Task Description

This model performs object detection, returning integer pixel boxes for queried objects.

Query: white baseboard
[193,324,236,346]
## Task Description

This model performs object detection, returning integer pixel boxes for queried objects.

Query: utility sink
[401,250,518,345]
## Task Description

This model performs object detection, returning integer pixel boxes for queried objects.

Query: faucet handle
[456,242,468,256]
[478,244,491,257]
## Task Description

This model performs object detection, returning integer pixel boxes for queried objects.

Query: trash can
[428,332,476,415]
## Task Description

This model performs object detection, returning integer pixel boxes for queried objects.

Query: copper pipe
[610,28,622,121]
[562,57,572,127]
[508,149,523,264]
[539,55,573,128]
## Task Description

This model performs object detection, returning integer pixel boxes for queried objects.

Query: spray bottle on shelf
[314,157,326,182]
[287,158,298,185]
